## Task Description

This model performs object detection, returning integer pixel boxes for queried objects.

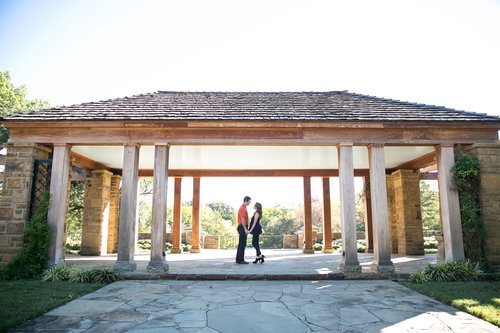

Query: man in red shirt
[236,196,251,264]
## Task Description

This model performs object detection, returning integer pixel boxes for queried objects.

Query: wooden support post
[171,177,182,253]
[436,144,465,262]
[303,176,314,253]
[338,143,361,272]
[148,144,169,272]
[47,144,71,266]
[115,144,140,272]
[322,177,333,253]
[191,177,201,253]
[368,144,394,273]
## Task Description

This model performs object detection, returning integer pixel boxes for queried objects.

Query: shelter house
[1,91,499,273]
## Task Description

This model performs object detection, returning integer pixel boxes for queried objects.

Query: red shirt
[238,204,248,226]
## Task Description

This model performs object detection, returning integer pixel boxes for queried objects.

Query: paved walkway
[10,250,500,332]
[64,249,438,280]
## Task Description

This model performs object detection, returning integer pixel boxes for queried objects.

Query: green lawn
[403,280,500,327]
[0,279,106,333]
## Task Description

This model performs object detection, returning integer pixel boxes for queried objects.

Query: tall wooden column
[338,143,361,272]
[115,144,140,272]
[368,144,394,273]
[191,177,201,253]
[322,177,333,253]
[47,144,71,266]
[148,144,169,272]
[303,176,314,253]
[171,177,183,253]
[436,144,465,261]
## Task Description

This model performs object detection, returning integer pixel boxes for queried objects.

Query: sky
[1,0,499,207]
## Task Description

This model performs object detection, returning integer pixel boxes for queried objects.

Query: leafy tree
[355,192,366,232]
[200,204,235,236]
[207,201,236,222]
[0,70,50,143]
[420,181,441,236]
[67,181,85,242]
[261,204,299,235]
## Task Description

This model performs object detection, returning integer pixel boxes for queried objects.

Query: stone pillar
[338,143,361,272]
[171,177,182,253]
[303,176,314,253]
[386,174,398,253]
[363,176,374,253]
[80,170,112,256]
[368,144,394,273]
[0,143,51,264]
[107,175,121,253]
[436,144,465,262]
[321,177,333,253]
[47,144,72,266]
[115,144,140,272]
[191,177,201,253]
[392,169,424,255]
[148,145,169,272]
[466,143,500,271]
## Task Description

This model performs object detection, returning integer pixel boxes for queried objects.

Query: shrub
[410,260,484,283]
[41,265,121,283]
[356,240,367,253]
[1,192,51,280]
[423,237,438,249]
[68,266,93,283]
[313,243,323,251]
[137,239,151,251]
[42,265,70,282]
[89,267,121,283]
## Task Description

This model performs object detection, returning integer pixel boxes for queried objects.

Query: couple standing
[236,196,265,264]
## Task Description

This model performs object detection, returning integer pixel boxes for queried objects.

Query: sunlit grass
[0,279,106,333]
[403,281,500,327]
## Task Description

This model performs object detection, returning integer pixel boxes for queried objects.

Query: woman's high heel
[260,255,265,264]
[253,257,259,264]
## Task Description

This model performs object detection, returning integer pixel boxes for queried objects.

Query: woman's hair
[254,202,263,216]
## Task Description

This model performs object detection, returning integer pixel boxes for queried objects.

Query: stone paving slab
[11,280,499,333]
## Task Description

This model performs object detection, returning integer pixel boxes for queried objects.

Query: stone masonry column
[80,170,112,256]
[0,143,51,264]
[338,143,361,272]
[321,177,333,253]
[107,175,121,253]
[392,169,424,255]
[303,176,314,253]
[386,173,398,253]
[466,143,500,271]
[362,176,374,253]
[115,144,140,272]
[47,144,72,266]
[148,144,169,272]
[368,144,394,273]
[191,177,201,253]
[436,144,465,262]
[171,177,182,253]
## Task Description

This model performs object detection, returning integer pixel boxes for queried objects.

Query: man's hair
[243,196,251,203]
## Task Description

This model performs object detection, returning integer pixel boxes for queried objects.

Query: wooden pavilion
[1,91,499,273]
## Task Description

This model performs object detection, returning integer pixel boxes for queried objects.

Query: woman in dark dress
[248,202,265,264]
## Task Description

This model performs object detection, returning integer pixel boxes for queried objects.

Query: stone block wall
[80,170,112,255]
[386,174,398,253]
[392,169,424,255]
[107,175,121,253]
[467,143,500,272]
[0,143,51,264]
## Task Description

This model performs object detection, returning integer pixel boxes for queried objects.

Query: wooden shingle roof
[4,91,500,122]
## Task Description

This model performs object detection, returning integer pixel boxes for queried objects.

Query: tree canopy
[0,70,50,143]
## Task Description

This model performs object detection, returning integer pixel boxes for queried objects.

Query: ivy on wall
[451,148,487,267]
